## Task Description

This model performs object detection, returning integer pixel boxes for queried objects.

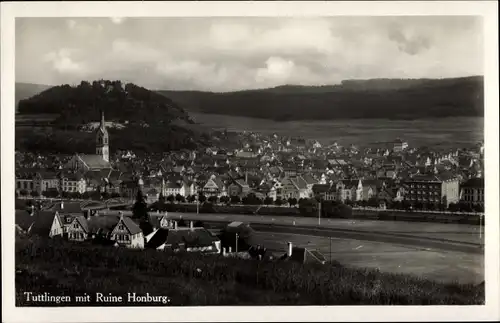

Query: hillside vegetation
[16,237,484,306]
[16,80,212,153]
[15,83,52,109]
[159,76,483,121]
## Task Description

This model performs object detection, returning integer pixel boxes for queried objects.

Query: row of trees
[152,192,302,209]
[16,189,121,200]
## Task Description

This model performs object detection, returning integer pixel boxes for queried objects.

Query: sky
[15,16,483,92]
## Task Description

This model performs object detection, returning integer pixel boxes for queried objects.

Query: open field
[252,232,484,285]
[191,113,483,148]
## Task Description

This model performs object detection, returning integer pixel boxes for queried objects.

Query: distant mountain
[15,83,52,110]
[16,80,211,153]
[158,76,484,121]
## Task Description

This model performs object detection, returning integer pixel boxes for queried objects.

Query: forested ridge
[16,80,211,153]
[159,76,483,121]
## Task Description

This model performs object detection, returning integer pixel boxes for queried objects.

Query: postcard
[1,1,499,322]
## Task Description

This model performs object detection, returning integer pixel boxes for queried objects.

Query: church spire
[100,110,105,128]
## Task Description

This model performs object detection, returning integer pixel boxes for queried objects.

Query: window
[73,223,78,229]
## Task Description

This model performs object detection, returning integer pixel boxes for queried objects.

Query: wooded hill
[16,80,211,153]
[17,80,194,126]
[158,76,484,121]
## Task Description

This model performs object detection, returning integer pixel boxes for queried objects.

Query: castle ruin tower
[96,110,109,162]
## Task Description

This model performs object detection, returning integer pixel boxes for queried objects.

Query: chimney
[86,210,91,221]
[60,201,64,210]
[287,242,293,257]
[173,221,178,230]
[222,247,226,256]
[30,205,35,216]
[245,171,248,184]
[189,221,194,230]
[119,211,124,220]
[228,246,232,253]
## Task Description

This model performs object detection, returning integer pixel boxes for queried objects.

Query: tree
[158,192,166,204]
[20,189,28,197]
[110,192,121,198]
[186,195,196,203]
[175,194,185,203]
[275,197,284,206]
[288,197,298,207]
[198,194,207,204]
[101,191,110,200]
[367,197,379,207]
[31,190,40,198]
[230,195,241,204]
[178,218,187,227]
[132,190,148,220]
[90,190,101,200]
[220,196,230,205]
[194,220,204,227]
[166,194,175,203]
[208,195,219,204]
[264,196,273,206]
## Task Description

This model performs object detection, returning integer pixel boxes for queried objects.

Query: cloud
[43,48,83,74]
[16,17,483,91]
[66,19,77,30]
[388,28,431,55]
[110,17,126,24]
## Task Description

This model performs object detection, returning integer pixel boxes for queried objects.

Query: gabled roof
[73,215,90,233]
[121,216,143,235]
[27,210,56,236]
[88,215,120,234]
[76,154,111,170]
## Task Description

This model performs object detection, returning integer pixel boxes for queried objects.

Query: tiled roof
[461,178,484,188]
[122,216,142,235]
[77,154,112,169]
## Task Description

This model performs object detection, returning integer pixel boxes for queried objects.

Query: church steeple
[100,110,106,129]
[96,110,109,162]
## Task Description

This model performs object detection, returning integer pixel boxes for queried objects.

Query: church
[65,111,113,171]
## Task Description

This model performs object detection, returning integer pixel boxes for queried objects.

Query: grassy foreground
[16,237,484,306]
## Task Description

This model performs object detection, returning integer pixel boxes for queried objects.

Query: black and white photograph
[2,1,499,322]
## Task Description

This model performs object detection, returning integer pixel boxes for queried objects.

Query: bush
[15,237,485,306]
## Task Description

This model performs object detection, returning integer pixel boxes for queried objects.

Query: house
[202,174,227,198]
[361,179,380,201]
[60,172,87,194]
[146,220,220,253]
[336,179,363,202]
[180,180,196,197]
[164,181,182,197]
[404,174,460,207]
[67,215,89,241]
[66,213,145,249]
[312,183,337,201]
[227,179,251,197]
[392,139,408,152]
[279,177,300,200]
[460,178,484,208]
[16,169,60,195]
[111,214,145,249]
